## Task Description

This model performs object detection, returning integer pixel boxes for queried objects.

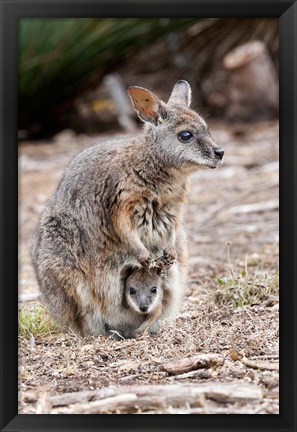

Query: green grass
[18,304,59,339]
[18,18,199,135]
[19,18,198,120]
[213,271,279,308]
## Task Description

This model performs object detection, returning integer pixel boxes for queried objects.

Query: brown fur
[31,80,223,336]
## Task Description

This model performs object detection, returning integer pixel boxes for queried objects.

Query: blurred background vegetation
[19,18,279,139]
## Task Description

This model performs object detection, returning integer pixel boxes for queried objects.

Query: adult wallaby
[31,80,224,336]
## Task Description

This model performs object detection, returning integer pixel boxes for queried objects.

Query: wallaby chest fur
[31,80,223,337]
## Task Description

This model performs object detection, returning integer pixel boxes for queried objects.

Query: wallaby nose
[214,147,224,160]
[140,305,148,313]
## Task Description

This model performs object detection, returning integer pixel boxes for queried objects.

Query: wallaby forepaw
[148,322,161,335]
[138,251,151,268]
[132,328,147,338]
[148,328,159,336]
[163,248,176,263]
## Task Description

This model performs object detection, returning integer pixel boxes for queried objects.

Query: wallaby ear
[120,265,135,280]
[167,80,192,107]
[155,266,164,277]
[128,86,164,125]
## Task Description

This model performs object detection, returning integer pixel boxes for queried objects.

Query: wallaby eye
[151,286,157,293]
[178,130,193,142]
[129,287,136,295]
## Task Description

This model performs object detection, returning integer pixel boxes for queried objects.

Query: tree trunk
[223,40,279,121]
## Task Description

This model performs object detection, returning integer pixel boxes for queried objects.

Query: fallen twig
[249,354,279,360]
[45,382,262,414]
[262,296,279,307]
[241,357,279,371]
[162,353,224,375]
[229,200,278,215]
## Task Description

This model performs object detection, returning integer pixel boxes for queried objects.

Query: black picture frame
[1,1,296,431]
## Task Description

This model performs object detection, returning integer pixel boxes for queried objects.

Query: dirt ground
[18,119,279,414]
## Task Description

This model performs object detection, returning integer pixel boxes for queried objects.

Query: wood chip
[230,349,240,361]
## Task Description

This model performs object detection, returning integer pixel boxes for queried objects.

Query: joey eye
[178,130,193,142]
[129,287,136,295]
[151,286,157,294]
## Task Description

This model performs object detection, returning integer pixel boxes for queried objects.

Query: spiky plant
[19,18,198,134]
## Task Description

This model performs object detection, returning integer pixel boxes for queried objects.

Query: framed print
[1,1,296,431]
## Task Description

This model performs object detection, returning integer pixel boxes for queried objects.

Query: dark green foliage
[19,18,197,134]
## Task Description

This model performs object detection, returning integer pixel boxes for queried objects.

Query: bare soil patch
[18,120,279,414]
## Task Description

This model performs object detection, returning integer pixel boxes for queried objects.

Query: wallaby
[31,80,224,337]
[106,265,164,339]
[114,250,175,339]
[124,267,163,338]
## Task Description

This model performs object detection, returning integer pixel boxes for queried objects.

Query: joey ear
[120,265,135,280]
[128,86,165,125]
[150,264,164,277]
[155,267,163,276]
[167,80,192,107]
